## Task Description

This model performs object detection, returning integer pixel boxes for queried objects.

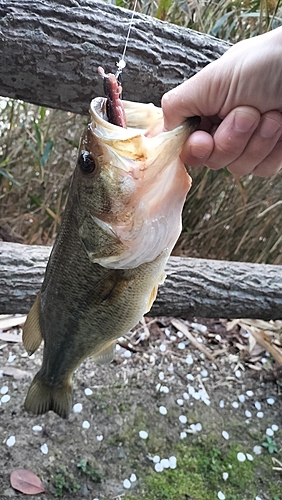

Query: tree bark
[0,0,230,114]
[0,242,281,319]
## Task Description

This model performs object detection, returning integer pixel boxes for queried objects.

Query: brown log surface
[0,0,230,113]
[0,242,281,319]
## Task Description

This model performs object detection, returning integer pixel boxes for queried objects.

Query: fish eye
[78,151,96,174]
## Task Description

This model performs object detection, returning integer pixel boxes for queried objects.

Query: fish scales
[23,93,199,418]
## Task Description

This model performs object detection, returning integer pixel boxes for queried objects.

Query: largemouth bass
[23,88,198,418]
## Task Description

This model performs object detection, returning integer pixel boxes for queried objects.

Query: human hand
[162,28,282,177]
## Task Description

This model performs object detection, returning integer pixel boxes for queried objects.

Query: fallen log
[0,0,230,113]
[0,242,281,319]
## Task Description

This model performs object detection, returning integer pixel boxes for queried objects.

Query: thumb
[161,61,227,131]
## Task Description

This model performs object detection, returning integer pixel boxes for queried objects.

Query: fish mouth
[86,98,195,270]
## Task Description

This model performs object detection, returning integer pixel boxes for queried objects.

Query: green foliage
[262,436,278,453]
[77,459,105,483]
[53,467,80,498]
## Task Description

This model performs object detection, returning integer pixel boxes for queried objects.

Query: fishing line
[116,0,138,78]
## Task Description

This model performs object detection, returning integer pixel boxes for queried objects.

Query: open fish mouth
[81,98,197,270]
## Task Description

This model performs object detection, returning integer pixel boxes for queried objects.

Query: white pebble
[179,415,187,424]
[32,425,42,432]
[200,369,208,377]
[6,436,15,447]
[267,397,275,405]
[159,406,167,415]
[169,456,177,468]
[203,398,211,406]
[123,479,131,489]
[167,364,174,372]
[177,331,184,338]
[272,424,278,432]
[186,373,194,381]
[160,458,170,469]
[222,431,229,440]
[188,386,195,395]
[156,383,161,391]
[235,370,241,378]
[130,473,137,482]
[8,355,16,363]
[183,392,189,400]
[180,431,187,439]
[159,344,166,352]
[219,400,225,408]
[246,390,254,397]
[237,452,246,462]
[84,388,93,396]
[215,334,221,341]
[245,410,252,418]
[1,394,10,403]
[185,356,194,365]
[178,342,185,350]
[256,497,263,500]
[154,463,163,472]
[160,385,169,394]
[222,472,229,481]
[124,350,131,358]
[170,335,177,341]
[159,372,165,381]
[192,392,201,401]
[153,455,160,463]
[266,428,274,437]
[73,403,83,413]
[218,491,225,500]
[82,421,90,429]
[41,443,48,454]
[253,445,262,455]
[232,401,239,408]
[0,385,8,395]
[177,399,184,406]
[238,394,245,403]
[139,430,148,440]
[191,322,207,333]
[96,434,103,441]
[257,412,264,418]
[246,453,253,461]
[254,401,261,410]
[195,423,202,432]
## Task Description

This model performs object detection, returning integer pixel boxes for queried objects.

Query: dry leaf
[10,469,45,495]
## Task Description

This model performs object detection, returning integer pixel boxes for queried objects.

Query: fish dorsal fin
[94,340,116,365]
[22,292,43,356]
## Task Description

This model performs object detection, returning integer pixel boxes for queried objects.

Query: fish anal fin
[24,371,72,419]
[22,292,43,356]
[94,340,116,365]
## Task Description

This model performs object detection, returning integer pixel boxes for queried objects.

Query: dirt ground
[0,317,281,500]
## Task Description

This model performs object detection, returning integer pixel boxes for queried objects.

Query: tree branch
[0,0,230,113]
[1,243,281,320]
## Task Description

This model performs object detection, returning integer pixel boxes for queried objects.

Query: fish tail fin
[24,372,72,419]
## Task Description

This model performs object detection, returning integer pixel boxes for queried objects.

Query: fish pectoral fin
[146,284,159,313]
[22,292,43,356]
[94,340,116,365]
[145,271,166,313]
[24,371,72,419]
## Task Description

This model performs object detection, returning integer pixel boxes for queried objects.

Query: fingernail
[260,117,281,138]
[190,145,209,159]
[234,112,257,133]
